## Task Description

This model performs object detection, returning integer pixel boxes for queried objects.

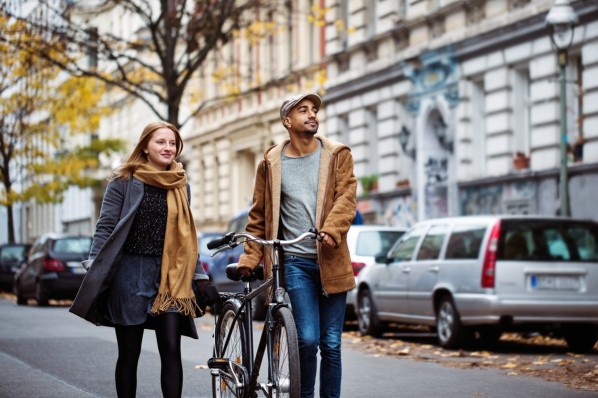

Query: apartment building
[323,0,598,226]
[5,0,596,243]
[183,0,328,231]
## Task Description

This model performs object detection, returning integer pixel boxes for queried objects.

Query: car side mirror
[375,254,391,264]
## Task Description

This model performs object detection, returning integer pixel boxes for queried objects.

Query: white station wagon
[355,216,598,352]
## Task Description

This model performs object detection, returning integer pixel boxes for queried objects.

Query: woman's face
[145,127,177,170]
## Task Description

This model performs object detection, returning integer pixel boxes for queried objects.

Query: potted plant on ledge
[513,151,530,170]
[359,174,379,196]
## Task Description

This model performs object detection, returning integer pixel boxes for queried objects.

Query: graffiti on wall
[425,185,448,219]
[383,195,417,228]
[460,180,537,216]
[424,157,448,185]
[460,185,503,215]
[424,156,449,218]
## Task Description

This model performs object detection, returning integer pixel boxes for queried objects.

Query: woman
[70,121,209,398]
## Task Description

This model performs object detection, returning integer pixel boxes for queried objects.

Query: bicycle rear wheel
[213,300,248,398]
[270,306,300,398]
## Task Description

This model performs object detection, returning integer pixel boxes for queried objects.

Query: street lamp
[545,0,578,217]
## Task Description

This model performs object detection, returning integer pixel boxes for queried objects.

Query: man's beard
[305,126,318,135]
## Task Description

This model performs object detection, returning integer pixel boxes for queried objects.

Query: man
[237,92,357,398]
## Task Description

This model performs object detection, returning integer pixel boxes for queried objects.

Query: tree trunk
[6,204,15,243]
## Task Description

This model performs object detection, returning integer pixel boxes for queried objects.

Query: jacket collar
[263,134,351,236]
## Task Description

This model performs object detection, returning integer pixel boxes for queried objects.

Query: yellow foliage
[1,11,117,207]
[51,76,111,133]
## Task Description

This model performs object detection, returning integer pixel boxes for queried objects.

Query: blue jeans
[284,256,347,398]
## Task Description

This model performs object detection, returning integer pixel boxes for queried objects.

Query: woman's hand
[194,279,211,288]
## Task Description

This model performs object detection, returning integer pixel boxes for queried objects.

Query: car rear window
[0,246,27,261]
[498,220,598,262]
[53,238,92,254]
[445,225,486,259]
[356,230,404,257]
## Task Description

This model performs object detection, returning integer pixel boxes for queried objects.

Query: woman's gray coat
[69,176,208,338]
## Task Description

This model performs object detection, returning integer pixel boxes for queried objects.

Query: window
[86,28,98,69]
[393,0,408,20]
[416,225,448,261]
[338,114,350,146]
[338,0,349,49]
[286,0,294,71]
[389,226,426,262]
[366,1,376,38]
[366,108,378,176]
[498,220,598,261]
[570,54,584,162]
[356,230,405,257]
[0,246,27,262]
[471,78,486,176]
[512,67,531,156]
[445,225,486,259]
[53,238,92,254]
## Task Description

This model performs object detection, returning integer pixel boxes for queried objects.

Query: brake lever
[211,245,232,257]
[309,227,322,241]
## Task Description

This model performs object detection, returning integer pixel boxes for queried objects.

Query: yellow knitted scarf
[134,162,199,316]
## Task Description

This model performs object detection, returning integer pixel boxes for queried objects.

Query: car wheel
[35,282,49,306]
[436,295,469,349]
[357,288,383,337]
[14,280,27,305]
[564,324,598,353]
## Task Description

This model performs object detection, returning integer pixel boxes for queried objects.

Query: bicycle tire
[213,300,248,398]
[270,306,301,398]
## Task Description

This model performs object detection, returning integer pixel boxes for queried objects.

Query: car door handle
[429,266,440,273]
[401,267,411,274]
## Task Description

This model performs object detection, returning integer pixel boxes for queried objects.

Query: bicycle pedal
[208,357,230,370]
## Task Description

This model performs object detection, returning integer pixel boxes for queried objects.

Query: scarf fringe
[150,292,200,317]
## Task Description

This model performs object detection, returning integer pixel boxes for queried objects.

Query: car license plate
[68,262,86,274]
[530,275,580,290]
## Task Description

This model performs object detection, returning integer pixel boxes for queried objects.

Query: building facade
[323,0,598,227]
[5,0,597,244]
[184,0,328,231]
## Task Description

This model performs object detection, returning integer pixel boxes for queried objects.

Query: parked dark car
[209,208,249,293]
[0,243,31,291]
[14,233,92,306]
[198,230,225,278]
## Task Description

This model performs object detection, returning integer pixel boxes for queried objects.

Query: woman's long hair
[111,121,184,180]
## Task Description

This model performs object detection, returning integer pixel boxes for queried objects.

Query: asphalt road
[0,297,595,398]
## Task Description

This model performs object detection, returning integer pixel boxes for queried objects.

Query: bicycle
[206,229,320,398]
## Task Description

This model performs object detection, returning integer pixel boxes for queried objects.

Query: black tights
[115,313,184,398]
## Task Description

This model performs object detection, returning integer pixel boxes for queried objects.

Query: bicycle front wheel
[213,300,248,398]
[270,306,300,398]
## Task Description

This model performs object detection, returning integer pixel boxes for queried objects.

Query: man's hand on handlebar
[319,232,335,247]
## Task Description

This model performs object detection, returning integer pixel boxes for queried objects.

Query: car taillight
[201,261,209,272]
[351,261,366,276]
[481,220,501,288]
[43,258,65,271]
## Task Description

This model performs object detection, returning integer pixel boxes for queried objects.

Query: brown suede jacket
[237,134,357,294]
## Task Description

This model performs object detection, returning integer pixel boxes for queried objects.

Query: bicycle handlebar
[207,228,321,254]
[206,232,235,250]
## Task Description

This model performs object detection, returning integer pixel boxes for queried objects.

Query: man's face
[284,98,319,134]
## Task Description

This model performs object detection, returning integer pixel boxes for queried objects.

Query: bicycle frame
[209,231,317,398]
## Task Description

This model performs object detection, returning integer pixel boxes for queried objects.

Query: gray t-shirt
[280,143,321,258]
